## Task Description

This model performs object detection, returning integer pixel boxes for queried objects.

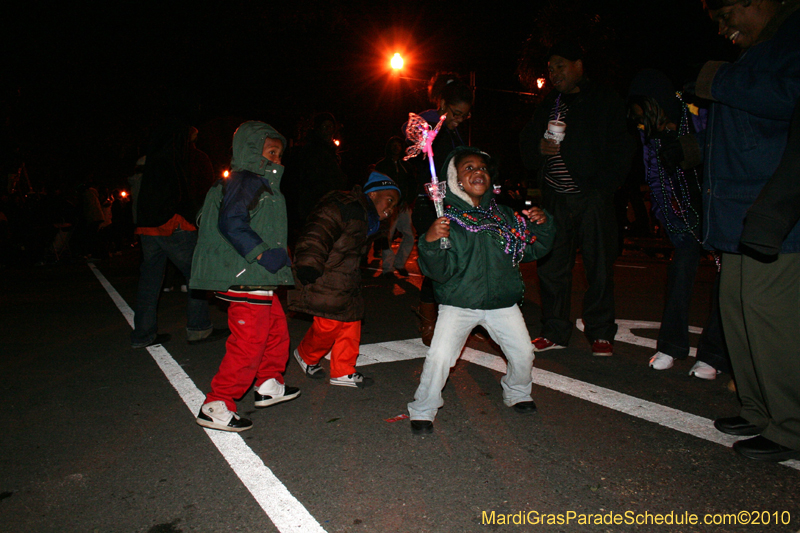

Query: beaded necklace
[444,198,538,266]
[652,92,702,241]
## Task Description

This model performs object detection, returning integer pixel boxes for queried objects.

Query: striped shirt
[544,96,580,194]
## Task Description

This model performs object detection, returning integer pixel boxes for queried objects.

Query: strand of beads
[652,93,702,241]
[444,199,538,266]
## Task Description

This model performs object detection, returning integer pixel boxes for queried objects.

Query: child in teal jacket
[408,146,555,435]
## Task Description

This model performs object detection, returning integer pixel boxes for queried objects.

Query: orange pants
[297,317,361,379]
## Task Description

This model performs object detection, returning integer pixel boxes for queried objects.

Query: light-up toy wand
[404,113,450,249]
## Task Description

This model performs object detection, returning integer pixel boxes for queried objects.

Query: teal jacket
[190,122,293,291]
[418,147,555,310]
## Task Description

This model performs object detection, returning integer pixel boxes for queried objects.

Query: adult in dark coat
[519,40,634,356]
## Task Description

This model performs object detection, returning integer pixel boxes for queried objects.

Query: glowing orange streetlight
[390,53,404,70]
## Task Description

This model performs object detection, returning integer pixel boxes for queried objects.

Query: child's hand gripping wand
[404,113,451,249]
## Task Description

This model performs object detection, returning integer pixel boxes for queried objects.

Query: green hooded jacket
[418,146,555,310]
[190,122,293,291]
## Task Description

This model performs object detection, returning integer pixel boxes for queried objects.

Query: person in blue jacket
[697,0,800,461]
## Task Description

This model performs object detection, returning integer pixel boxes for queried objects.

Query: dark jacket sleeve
[521,210,556,262]
[293,202,345,277]
[218,173,271,262]
[740,100,800,257]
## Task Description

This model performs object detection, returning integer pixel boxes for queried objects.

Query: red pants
[297,317,361,379]
[206,297,289,411]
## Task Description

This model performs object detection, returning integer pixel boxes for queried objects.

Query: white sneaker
[649,352,675,370]
[330,372,374,388]
[689,361,720,380]
[196,400,252,432]
[253,378,301,408]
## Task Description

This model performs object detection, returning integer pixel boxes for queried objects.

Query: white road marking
[92,260,799,511]
[578,318,702,358]
[89,264,326,533]
[356,338,800,471]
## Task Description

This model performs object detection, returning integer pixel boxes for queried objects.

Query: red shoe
[532,337,565,352]
[591,339,613,357]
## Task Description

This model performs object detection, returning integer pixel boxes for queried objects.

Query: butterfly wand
[404,113,451,249]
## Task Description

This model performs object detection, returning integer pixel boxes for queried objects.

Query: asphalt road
[2,243,799,533]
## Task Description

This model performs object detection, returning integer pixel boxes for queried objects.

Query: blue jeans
[408,304,535,422]
[381,209,415,273]
[131,229,211,346]
[657,231,729,372]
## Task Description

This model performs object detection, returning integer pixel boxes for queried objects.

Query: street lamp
[390,53,404,71]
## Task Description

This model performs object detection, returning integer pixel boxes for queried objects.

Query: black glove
[296,266,322,285]
[257,248,291,273]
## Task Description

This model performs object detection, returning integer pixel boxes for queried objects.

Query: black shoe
[714,416,762,436]
[733,435,800,462]
[512,400,538,414]
[254,384,301,408]
[396,268,410,277]
[187,328,230,345]
[411,420,434,435]
[131,333,171,349]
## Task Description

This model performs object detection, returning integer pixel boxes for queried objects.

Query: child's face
[368,189,400,220]
[262,138,284,165]
[456,154,490,205]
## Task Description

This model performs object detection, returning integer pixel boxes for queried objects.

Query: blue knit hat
[363,171,401,197]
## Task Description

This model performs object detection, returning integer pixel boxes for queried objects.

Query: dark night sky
[3,0,732,192]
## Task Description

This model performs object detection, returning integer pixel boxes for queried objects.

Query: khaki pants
[720,252,800,451]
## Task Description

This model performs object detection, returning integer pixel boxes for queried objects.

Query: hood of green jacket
[231,121,288,175]
[440,146,495,211]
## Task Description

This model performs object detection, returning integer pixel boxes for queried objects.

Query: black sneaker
[131,333,171,349]
[410,420,434,435]
[293,349,325,379]
[187,328,230,345]
[196,401,252,432]
[253,378,301,408]
[330,372,374,388]
[512,400,538,414]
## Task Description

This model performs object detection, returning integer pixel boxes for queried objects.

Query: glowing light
[223,170,230,178]
[537,77,546,90]
[333,139,340,146]
[120,191,128,198]
[390,53,404,70]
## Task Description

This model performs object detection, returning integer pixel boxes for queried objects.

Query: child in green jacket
[408,146,555,435]
[191,121,299,432]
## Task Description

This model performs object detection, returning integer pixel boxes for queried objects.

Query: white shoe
[330,372,374,388]
[689,361,720,380]
[196,400,252,432]
[253,378,301,408]
[649,352,674,370]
